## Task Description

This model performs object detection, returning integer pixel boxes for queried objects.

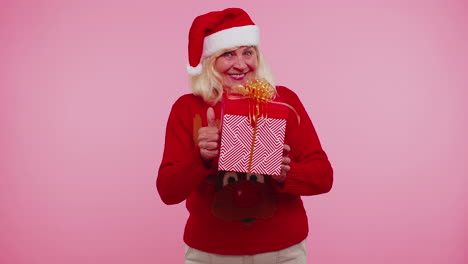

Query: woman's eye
[244,51,252,56]
[223,52,233,57]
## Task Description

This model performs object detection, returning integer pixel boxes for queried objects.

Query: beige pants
[185,240,307,264]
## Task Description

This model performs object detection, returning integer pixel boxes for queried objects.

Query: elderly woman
[157,8,333,264]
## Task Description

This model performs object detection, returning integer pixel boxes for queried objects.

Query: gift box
[218,93,289,176]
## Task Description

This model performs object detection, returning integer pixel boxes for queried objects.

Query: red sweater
[157,86,333,255]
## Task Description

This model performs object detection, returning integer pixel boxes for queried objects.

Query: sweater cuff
[272,160,302,193]
[190,146,217,176]
[274,159,333,196]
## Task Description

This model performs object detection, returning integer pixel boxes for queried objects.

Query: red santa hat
[187,8,260,76]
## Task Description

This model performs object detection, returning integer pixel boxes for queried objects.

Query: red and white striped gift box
[218,96,289,176]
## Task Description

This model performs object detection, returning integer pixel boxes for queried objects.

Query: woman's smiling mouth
[228,73,247,80]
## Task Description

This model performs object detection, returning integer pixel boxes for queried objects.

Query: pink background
[2,0,467,263]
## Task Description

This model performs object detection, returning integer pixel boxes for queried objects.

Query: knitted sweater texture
[157,86,333,255]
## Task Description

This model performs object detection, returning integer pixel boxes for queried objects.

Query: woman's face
[214,46,258,89]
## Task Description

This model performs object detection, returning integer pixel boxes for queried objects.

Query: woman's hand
[271,144,291,183]
[197,107,220,164]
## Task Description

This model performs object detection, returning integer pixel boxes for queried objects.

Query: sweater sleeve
[273,87,334,196]
[156,95,213,205]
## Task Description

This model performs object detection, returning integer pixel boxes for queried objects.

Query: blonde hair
[190,46,276,105]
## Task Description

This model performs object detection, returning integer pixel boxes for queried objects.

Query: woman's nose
[233,57,247,70]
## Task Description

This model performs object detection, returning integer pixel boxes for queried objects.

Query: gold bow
[227,79,300,127]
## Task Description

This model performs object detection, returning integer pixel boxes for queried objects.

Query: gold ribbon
[247,119,258,173]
